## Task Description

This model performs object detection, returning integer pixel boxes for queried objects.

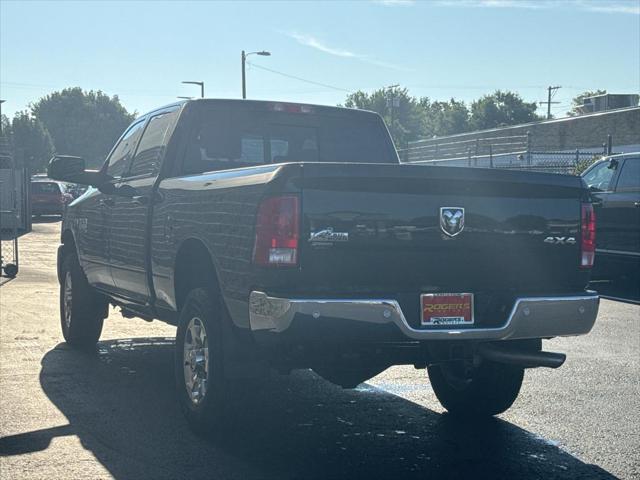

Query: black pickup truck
[49,99,599,434]
[581,153,640,277]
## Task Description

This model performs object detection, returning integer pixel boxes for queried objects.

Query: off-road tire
[175,288,244,438]
[60,252,107,349]
[428,360,524,417]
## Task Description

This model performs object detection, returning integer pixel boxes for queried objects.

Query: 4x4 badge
[440,207,465,237]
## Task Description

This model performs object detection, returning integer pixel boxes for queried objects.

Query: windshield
[582,160,616,191]
[182,104,396,174]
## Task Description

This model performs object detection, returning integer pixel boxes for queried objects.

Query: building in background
[577,93,639,115]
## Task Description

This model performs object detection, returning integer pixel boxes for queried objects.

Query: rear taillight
[580,203,596,269]
[253,195,300,267]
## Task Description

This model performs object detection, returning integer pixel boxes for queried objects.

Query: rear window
[182,104,395,174]
[32,182,61,194]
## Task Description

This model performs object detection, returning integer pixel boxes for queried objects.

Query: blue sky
[1,0,639,119]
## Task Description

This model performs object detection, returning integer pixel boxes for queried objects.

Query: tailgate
[298,163,588,298]
[31,194,59,204]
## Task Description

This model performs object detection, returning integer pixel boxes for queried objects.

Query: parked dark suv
[582,153,640,277]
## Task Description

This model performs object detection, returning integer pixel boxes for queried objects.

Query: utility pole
[539,85,561,120]
[385,84,399,133]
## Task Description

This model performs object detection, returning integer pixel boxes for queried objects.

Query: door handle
[132,191,164,206]
[132,195,150,206]
[634,201,640,208]
[99,198,115,208]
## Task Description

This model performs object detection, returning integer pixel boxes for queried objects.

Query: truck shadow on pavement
[1,338,617,480]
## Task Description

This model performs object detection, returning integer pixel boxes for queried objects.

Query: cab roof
[141,98,381,119]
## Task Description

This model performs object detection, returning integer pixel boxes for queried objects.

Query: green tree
[31,88,135,168]
[10,111,54,173]
[419,98,470,137]
[343,87,426,149]
[469,90,540,130]
[0,114,10,137]
[567,89,606,117]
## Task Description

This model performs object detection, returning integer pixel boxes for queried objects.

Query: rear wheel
[175,288,245,437]
[428,360,524,417]
[60,252,108,349]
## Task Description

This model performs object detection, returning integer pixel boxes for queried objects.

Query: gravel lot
[1,221,638,479]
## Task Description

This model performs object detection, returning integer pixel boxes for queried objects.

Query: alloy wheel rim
[183,316,209,405]
[63,271,73,329]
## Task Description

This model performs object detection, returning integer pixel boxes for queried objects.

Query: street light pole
[241,50,271,99]
[182,81,205,98]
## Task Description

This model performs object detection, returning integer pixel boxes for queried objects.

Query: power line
[407,84,550,90]
[0,81,177,98]
[246,62,352,93]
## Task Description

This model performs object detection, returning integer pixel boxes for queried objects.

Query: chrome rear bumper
[249,291,599,342]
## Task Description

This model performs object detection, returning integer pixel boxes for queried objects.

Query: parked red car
[31,180,73,217]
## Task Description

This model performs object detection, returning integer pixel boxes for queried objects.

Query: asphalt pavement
[1,221,638,479]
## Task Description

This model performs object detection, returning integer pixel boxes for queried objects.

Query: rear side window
[128,108,180,178]
[616,158,640,192]
[105,120,146,179]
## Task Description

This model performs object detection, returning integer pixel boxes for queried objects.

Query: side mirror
[47,155,106,187]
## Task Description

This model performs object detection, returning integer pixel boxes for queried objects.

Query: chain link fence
[398,132,615,175]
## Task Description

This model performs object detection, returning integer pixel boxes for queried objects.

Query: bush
[574,154,601,175]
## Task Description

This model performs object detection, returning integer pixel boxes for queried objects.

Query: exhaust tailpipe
[477,344,566,369]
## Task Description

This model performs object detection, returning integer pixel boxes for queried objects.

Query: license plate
[421,293,474,326]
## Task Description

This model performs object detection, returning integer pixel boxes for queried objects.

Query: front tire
[428,360,524,417]
[60,252,107,349]
[175,288,242,437]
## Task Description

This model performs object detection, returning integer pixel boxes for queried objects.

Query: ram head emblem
[440,207,465,237]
